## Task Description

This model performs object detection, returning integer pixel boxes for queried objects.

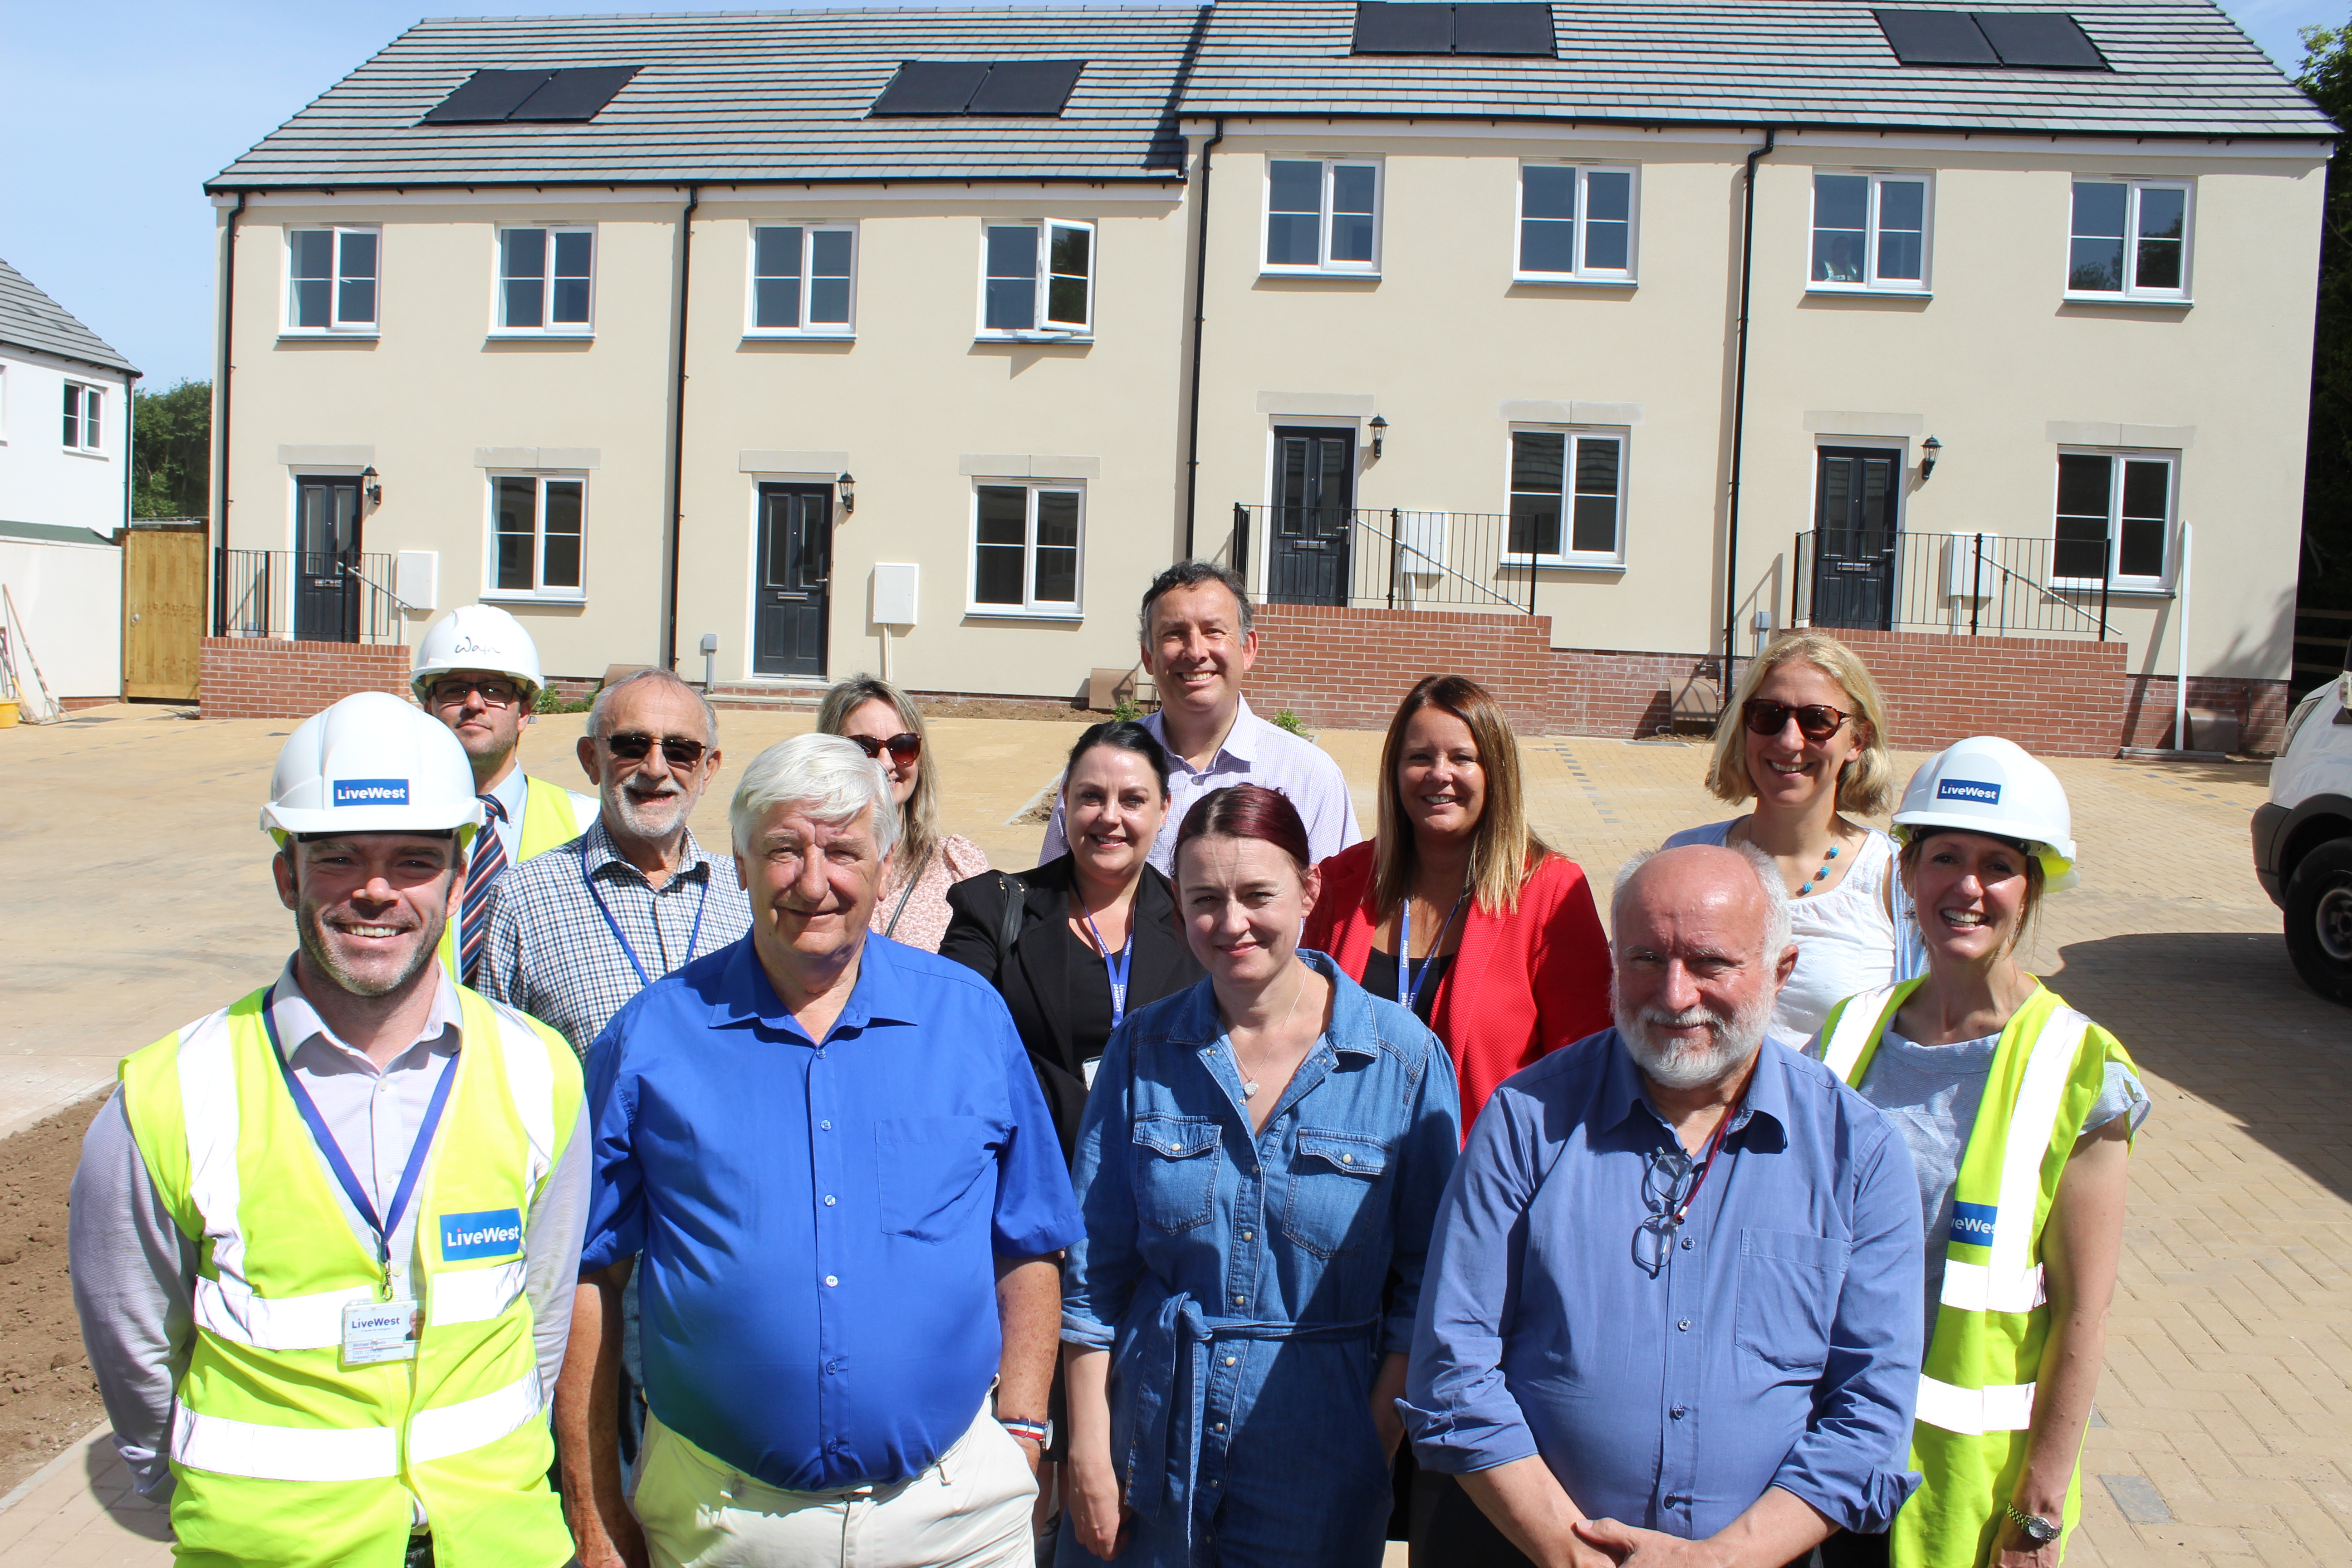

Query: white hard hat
[261,691,485,846]
[1892,735,2077,891]
[412,603,544,702]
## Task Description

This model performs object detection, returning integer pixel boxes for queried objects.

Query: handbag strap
[882,844,936,940]
[994,871,1030,970]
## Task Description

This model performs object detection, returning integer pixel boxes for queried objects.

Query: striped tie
[459,794,510,984]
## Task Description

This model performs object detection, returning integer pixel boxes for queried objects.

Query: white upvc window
[1810,172,1931,292]
[2067,180,2190,301]
[288,227,380,330]
[979,221,1094,337]
[1507,427,1627,566]
[749,223,857,335]
[497,225,595,332]
[970,481,1083,614]
[1264,157,1381,274]
[63,382,103,454]
[486,473,587,600]
[1516,164,1637,282]
[2053,449,2175,590]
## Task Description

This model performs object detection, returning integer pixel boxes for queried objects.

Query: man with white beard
[1402,843,1924,1568]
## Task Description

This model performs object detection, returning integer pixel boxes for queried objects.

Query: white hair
[729,733,900,861]
[590,666,717,745]
[1612,842,1792,967]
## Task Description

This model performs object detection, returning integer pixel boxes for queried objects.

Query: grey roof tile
[0,257,137,377]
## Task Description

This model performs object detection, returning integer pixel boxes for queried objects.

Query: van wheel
[2284,839,2352,1006]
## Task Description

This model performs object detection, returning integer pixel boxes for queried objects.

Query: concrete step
[705,685,824,713]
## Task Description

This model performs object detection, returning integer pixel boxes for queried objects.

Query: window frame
[966,480,1086,617]
[2050,446,2177,592]
[974,219,1096,339]
[62,381,103,455]
[2064,178,2193,304]
[481,470,590,602]
[1504,424,1630,569]
[745,221,860,338]
[493,224,598,335]
[1513,162,1640,285]
[1806,171,1933,294]
[1261,157,1383,276]
[285,225,382,333]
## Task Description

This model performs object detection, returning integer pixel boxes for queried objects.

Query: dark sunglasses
[846,731,921,763]
[603,731,708,766]
[1742,697,1851,743]
[428,676,525,707]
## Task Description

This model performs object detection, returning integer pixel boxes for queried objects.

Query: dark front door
[1810,447,1900,631]
[1267,426,1355,606]
[755,484,831,677]
[294,475,362,642]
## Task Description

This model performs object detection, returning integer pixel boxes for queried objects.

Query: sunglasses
[603,731,708,766]
[845,732,922,764]
[1742,697,1851,743]
[428,676,525,708]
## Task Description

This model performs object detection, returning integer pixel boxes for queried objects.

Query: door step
[705,684,824,713]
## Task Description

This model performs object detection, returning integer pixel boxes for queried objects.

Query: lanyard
[1397,886,1469,1013]
[1083,906,1135,1030]
[263,1001,458,1294]
[583,854,710,990]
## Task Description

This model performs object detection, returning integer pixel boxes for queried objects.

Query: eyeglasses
[428,676,524,708]
[1632,1147,1704,1278]
[602,731,708,766]
[845,731,921,764]
[1742,697,1851,743]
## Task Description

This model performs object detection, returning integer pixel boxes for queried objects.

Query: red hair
[1174,784,1311,881]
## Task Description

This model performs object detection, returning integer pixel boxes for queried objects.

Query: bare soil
[0,1092,108,1496]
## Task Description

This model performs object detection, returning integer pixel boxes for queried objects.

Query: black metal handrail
[1793,529,2113,641]
[1230,505,1536,614]
[217,548,403,643]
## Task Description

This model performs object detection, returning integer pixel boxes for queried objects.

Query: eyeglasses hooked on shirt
[603,732,709,766]
[845,731,922,763]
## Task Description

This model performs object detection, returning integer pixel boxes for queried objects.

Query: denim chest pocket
[1132,1115,1222,1234]
[1279,1129,1391,1259]
[875,1116,996,1243]
[1732,1227,1851,1374]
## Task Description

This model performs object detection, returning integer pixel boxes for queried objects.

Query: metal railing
[1793,529,2113,641]
[1231,505,1537,614]
[217,549,404,643]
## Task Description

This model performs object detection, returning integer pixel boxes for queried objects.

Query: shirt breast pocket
[1132,1115,1221,1235]
[876,1116,997,1244]
[1733,1227,1851,1375]
[1279,1129,1390,1259]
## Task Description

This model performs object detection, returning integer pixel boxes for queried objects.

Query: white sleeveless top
[1660,820,1921,1052]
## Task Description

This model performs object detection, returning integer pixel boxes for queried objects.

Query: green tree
[131,378,210,519]
[2298,24,2352,608]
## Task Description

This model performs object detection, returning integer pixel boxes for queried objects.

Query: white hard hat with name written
[260,691,485,846]
[1892,735,2077,891]
[412,603,544,702]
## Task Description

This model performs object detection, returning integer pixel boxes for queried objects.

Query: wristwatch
[2004,1503,2061,1545]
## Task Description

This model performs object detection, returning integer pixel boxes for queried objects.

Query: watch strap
[2003,1503,2061,1543]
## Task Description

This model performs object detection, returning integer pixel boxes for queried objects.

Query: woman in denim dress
[1060,783,1461,1568]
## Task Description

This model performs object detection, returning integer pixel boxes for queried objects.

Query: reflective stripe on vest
[172,1367,540,1482]
[1916,1376,2038,1436]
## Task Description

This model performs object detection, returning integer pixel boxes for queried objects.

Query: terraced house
[203,0,2334,753]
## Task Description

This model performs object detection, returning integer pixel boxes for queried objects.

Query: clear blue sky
[0,0,2339,392]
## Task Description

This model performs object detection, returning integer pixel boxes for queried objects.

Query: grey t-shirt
[1857,1027,2150,1344]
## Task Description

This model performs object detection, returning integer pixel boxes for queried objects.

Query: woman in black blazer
[944,720,1204,1160]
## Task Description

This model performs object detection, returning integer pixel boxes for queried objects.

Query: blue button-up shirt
[581,933,1083,1492]
[1402,1029,1923,1537]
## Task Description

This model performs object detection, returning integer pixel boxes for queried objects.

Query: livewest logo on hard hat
[333,779,411,807]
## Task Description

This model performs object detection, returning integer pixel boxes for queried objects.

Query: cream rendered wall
[0,344,132,535]
[675,189,1192,696]
[0,534,121,698]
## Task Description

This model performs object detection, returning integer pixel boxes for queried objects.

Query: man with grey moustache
[1402,843,1924,1568]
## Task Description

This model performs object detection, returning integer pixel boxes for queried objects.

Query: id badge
[1083,1056,1101,1089]
[342,1299,423,1367]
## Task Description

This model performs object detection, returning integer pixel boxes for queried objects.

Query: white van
[2254,633,2352,1005]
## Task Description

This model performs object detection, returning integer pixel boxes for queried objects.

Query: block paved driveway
[2,704,2345,1564]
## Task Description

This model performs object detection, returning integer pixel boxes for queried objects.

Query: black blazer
[941,854,1203,1161]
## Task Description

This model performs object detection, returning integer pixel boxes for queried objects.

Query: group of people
[66,559,2146,1568]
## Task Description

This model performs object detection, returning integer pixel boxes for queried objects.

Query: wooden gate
[122,526,206,701]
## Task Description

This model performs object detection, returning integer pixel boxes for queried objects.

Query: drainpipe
[212,192,246,637]
[662,184,701,672]
[1181,118,1224,561]
[1722,128,1776,697]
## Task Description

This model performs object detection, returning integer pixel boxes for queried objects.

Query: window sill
[963,607,1083,622]
[742,330,856,343]
[484,331,596,342]
[1511,275,1638,289]
[481,592,586,606]
[277,330,380,342]
[2060,294,2191,310]
[1509,555,1626,573]
[972,332,1093,345]
[1258,269,1380,281]
[62,447,109,461]
[1804,286,1932,300]
[2050,581,2173,598]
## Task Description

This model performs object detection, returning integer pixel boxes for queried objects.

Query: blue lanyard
[1083,906,1134,1030]
[583,854,710,991]
[263,1000,458,1291]
[1397,887,1469,1014]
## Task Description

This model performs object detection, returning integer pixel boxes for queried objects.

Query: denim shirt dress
[1060,952,1461,1568]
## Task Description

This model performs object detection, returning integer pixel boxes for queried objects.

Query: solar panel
[509,66,642,122]
[1452,3,1556,57]
[1973,12,2107,69]
[869,60,992,115]
[965,59,1086,116]
[422,69,556,124]
[1352,3,1457,55]
[1872,9,2000,65]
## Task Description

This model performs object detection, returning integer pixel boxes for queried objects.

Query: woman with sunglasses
[816,675,990,951]
[1663,632,1919,1052]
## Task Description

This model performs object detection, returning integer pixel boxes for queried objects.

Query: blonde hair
[816,675,937,875]
[1373,675,1552,916]
[1704,632,1897,816]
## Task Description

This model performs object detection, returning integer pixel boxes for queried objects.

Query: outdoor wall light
[1369,415,1388,461]
[838,472,856,514]
[1919,436,1941,481]
[362,466,382,507]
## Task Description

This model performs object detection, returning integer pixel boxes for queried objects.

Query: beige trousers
[632,1403,1036,1568]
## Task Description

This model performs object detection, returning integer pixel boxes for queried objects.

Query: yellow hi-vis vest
[116,983,583,1568]
[1818,978,2136,1568]
[437,773,586,979]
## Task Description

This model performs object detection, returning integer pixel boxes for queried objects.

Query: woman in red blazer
[1303,674,1612,1131]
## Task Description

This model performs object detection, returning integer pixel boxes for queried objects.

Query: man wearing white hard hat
[413,603,597,982]
[69,691,591,1568]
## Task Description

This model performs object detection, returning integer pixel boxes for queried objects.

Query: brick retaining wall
[199,637,412,720]
[2117,674,2291,754]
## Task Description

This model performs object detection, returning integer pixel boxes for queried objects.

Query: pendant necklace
[1790,819,1852,898]
[1230,970,1310,1099]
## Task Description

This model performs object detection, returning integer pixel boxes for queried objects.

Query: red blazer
[1303,840,1612,1132]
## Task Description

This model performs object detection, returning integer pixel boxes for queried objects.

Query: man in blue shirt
[559,733,1082,1568]
[1403,843,1923,1568]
